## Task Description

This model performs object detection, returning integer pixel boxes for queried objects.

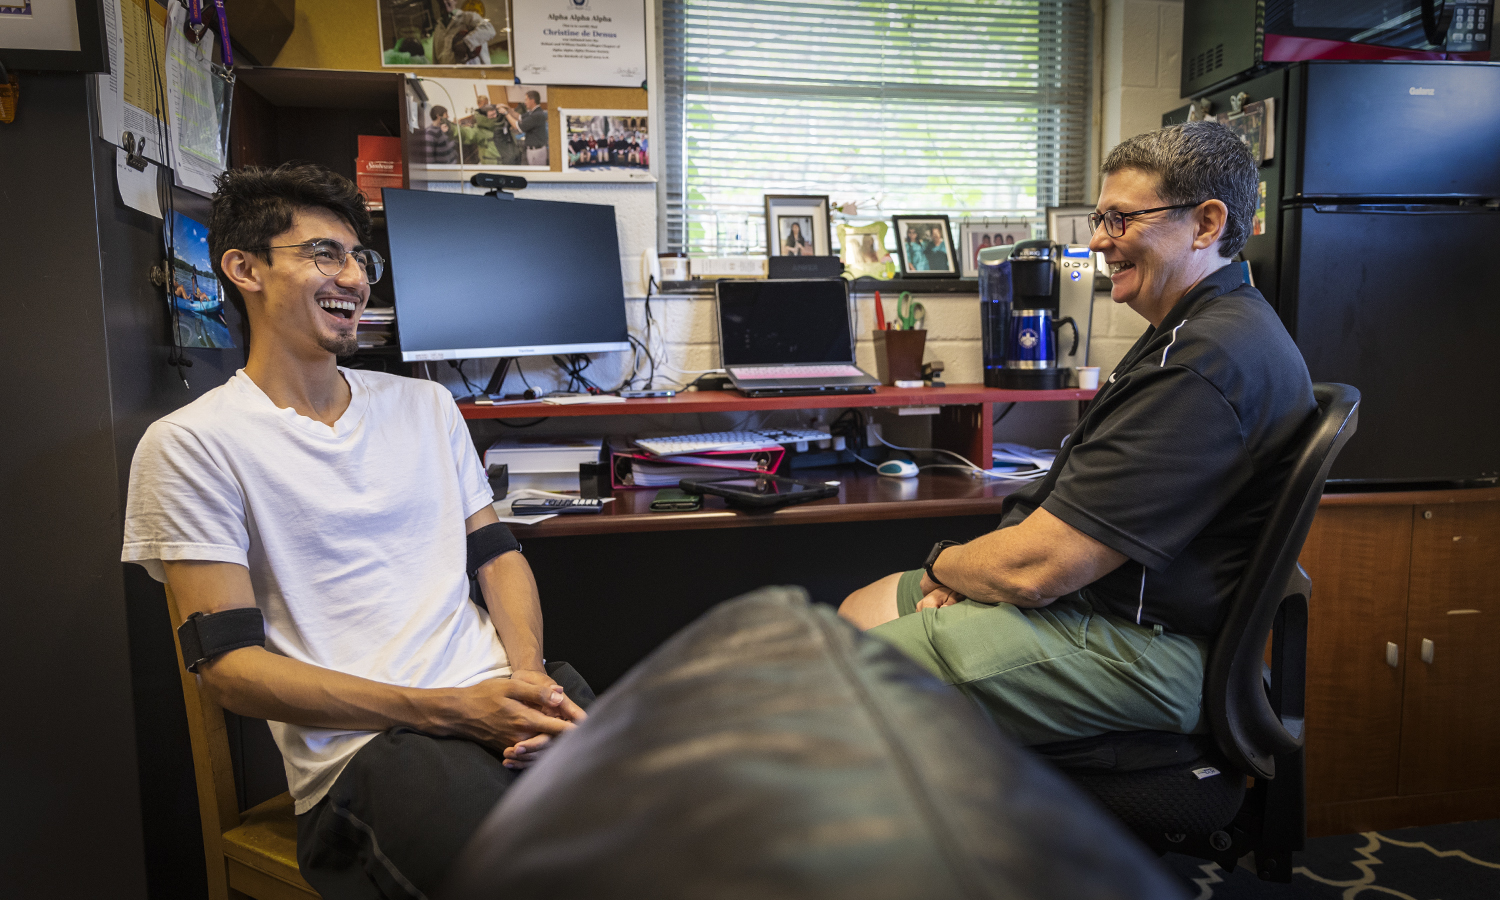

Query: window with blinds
[660,0,1093,256]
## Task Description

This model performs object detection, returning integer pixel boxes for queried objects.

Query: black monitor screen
[383,188,630,361]
[716,280,854,366]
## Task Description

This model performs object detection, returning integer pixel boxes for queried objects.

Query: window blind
[660,0,1093,255]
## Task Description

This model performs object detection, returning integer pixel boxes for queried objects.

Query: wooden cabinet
[1300,487,1500,836]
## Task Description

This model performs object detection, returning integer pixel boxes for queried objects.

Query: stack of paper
[628,455,764,488]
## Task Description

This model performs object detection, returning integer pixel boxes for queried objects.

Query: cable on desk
[872,433,1046,481]
[994,402,1017,426]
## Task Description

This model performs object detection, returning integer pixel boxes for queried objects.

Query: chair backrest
[1204,383,1360,779]
[165,585,244,900]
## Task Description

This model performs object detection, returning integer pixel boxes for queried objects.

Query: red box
[357,135,402,171]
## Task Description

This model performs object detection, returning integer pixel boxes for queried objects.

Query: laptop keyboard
[731,364,868,380]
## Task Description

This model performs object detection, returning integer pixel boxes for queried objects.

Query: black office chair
[1032,382,1360,882]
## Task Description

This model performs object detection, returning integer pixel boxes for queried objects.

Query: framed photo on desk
[765,195,831,257]
[0,0,106,73]
[892,215,957,277]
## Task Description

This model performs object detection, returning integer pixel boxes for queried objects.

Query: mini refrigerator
[1169,60,1500,486]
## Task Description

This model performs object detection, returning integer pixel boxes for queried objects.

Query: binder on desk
[607,440,785,490]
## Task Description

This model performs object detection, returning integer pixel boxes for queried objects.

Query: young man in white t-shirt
[122,163,589,899]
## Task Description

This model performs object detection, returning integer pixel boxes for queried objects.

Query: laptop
[714,279,880,396]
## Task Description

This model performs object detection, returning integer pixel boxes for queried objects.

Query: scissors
[896,291,926,331]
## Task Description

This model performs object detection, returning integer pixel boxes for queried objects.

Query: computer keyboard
[635,428,835,456]
[730,364,868,380]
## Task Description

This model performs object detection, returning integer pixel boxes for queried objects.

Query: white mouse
[876,459,919,478]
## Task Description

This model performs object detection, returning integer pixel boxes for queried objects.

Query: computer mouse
[876,459,919,478]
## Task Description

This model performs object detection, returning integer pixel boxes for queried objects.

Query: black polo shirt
[999,263,1315,638]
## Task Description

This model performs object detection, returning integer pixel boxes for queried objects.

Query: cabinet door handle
[1421,638,1435,664]
[1386,642,1399,668]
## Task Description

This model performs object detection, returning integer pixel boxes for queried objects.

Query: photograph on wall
[378,0,510,67]
[764,195,830,257]
[893,215,957,277]
[169,214,234,349]
[837,221,895,280]
[959,220,1033,278]
[0,3,32,17]
[562,110,649,174]
[412,79,549,169]
[511,0,647,87]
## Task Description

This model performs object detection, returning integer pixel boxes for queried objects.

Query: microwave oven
[1183,0,1493,96]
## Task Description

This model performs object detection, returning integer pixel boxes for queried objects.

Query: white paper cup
[1076,366,1100,390]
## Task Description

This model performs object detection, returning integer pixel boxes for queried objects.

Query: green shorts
[869,569,1209,746]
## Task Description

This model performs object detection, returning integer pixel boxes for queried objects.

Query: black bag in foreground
[442,587,1188,900]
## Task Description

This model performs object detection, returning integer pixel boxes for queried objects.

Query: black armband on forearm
[177,608,266,673]
[467,522,522,578]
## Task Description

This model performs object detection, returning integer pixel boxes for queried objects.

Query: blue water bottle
[979,255,1012,387]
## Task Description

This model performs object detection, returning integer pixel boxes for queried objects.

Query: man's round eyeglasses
[1088,203,1198,238]
[252,239,386,284]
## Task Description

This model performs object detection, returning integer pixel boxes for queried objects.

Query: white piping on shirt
[1137,566,1146,625]
[1160,319,1189,366]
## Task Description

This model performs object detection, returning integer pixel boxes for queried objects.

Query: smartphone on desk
[650,488,702,511]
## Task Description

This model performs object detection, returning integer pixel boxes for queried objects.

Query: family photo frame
[958,219,1036,278]
[764,195,831,258]
[837,221,895,280]
[892,215,957,277]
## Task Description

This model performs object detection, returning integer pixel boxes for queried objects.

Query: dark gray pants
[296,663,595,900]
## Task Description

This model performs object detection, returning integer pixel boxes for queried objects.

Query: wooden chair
[166,586,321,900]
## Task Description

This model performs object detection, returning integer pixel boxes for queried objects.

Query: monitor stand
[481,357,518,398]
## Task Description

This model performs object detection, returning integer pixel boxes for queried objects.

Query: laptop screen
[717,280,855,367]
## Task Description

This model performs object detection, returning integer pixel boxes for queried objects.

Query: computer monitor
[382,188,631,362]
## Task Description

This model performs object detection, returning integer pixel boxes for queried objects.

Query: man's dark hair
[430,104,448,121]
[525,90,541,104]
[207,162,372,334]
[1100,122,1258,259]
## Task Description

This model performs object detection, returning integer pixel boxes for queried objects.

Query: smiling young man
[121,163,589,898]
[839,123,1315,746]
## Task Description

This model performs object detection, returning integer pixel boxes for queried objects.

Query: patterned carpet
[1161,819,1500,899]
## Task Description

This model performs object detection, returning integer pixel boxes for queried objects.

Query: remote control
[510,497,605,515]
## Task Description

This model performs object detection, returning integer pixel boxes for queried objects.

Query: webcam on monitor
[470,173,528,197]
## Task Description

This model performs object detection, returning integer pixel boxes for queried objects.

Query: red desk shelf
[459,384,1095,468]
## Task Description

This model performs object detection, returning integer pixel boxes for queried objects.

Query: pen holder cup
[873,329,927,385]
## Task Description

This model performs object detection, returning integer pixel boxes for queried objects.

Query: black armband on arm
[177,608,266,673]
[467,522,522,578]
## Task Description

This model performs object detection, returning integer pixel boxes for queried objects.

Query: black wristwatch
[923,540,961,588]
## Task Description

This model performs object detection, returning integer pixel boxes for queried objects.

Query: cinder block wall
[1101,0,1185,154]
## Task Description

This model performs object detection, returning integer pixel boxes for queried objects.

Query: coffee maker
[980,240,1094,389]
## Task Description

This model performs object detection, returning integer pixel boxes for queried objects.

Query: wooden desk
[512,467,1032,537]
[468,385,1090,690]
[460,383,1094,475]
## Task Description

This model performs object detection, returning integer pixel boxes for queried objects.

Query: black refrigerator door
[1292,61,1500,199]
[1280,204,1500,485]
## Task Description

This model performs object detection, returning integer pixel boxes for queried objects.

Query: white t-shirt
[122,368,508,813]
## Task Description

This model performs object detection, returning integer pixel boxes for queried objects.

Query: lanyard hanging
[185,0,234,67]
